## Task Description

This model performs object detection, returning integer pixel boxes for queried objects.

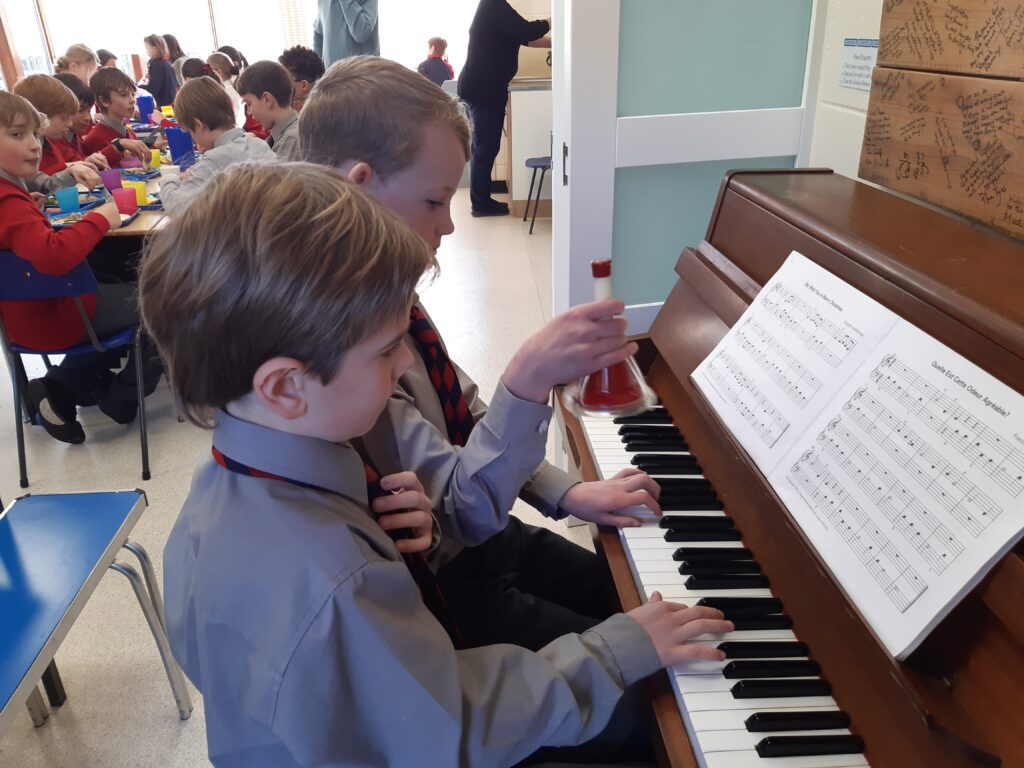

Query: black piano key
[665,528,741,542]
[730,615,794,631]
[720,643,806,663]
[660,515,734,530]
[624,440,688,453]
[614,409,672,424]
[745,711,851,732]
[660,498,725,512]
[654,478,714,492]
[723,660,820,679]
[673,547,753,562]
[755,735,864,758]
[685,574,769,590]
[641,463,704,477]
[631,454,700,469]
[696,596,780,613]
[617,424,682,438]
[731,679,831,699]
[718,641,809,659]
[678,561,761,576]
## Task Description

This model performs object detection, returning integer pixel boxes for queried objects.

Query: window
[378,0,476,77]
[211,0,315,65]
[5,0,51,75]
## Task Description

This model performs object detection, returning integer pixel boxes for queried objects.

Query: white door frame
[552,0,827,334]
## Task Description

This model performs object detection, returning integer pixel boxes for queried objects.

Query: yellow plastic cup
[150,148,162,167]
[124,180,148,205]
[160,105,174,117]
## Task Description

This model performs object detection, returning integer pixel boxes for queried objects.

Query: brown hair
[139,162,437,427]
[90,67,136,111]
[12,75,78,120]
[235,60,293,107]
[54,72,95,108]
[428,37,448,55]
[54,44,99,73]
[144,34,169,60]
[206,52,234,83]
[0,91,43,133]
[301,56,470,179]
[173,76,235,132]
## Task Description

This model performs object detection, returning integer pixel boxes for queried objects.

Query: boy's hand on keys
[372,471,435,554]
[503,299,635,404]
[120,139,150,162]
[557,468,661,527]
[67,162,101,189]
[96,201,122,230]
[628,592,733,666]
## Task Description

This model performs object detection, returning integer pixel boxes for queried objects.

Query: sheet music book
[692,252,1024,659]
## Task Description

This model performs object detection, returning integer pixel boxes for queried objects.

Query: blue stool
[523,156,552,235]
[0,492,192,733]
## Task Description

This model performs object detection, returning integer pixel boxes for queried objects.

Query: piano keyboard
[581,407,870,768]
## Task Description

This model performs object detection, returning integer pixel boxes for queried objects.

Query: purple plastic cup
[100,169,122,191]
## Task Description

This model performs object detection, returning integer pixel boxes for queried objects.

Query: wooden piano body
[557,169,1024,768]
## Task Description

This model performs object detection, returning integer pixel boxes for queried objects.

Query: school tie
[212,447,464,648]
[407,306,475,447]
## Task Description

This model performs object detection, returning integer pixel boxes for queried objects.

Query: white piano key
[696,728,851,753]
[689,706,840,733]
[703,751,867,768]
[642,584,775,600]
[673,656,809,676]
[676,674,821,694]
[684,691,838,712]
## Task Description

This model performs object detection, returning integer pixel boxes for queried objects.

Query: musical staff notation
[761,284,859,369]
[790,450,927,612]
[817,419,965,574]
[872,356,1024,497]
[735,319,823,408]
[845,389,1002,537]
[706,350,790,447]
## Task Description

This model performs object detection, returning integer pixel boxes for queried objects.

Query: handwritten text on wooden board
[859,67,1024,241]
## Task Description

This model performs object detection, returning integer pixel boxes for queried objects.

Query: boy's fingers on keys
[371,489,430,515]
[670,643,728,664]
[675,618,734,644]
[379,471,424,494]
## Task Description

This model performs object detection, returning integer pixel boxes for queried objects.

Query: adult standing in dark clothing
[458,0,550,216]
[140,34,177,109]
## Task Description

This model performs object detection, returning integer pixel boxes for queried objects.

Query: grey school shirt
[160,127,276,215]
[164,403,661,767]
[267,110,301,161]
[359,300,579,568]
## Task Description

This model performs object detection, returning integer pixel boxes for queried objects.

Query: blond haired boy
[301,56,663,653]
[141,162,729,766]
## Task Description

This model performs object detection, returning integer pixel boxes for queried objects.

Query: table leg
[25,685,49,727]
[41,660,67,707]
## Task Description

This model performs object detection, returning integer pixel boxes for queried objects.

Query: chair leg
[14,355,34,424]
[122,540,166,633]
[530,168,547,235]
[134,331,151,481]
[25,685,49,727]
[11,363,28,488]
[41,660,67,707]
[41,354,52,371]
[109,560,192,720]
[524,167,538,222]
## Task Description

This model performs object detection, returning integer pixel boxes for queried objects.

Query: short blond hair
[13,75,78,120]
[0,91,43,133]
[174,76,235,132]
[139,163,437,427]
[144,34,169,60]
[206,52,233,82]
[301,56,470,179]
[54,44,98,73]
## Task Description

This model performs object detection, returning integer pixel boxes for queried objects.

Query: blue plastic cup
[55,186,80,213]
[136,94,155,122]
[165,127,196,170]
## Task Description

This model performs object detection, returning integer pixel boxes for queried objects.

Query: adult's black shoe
[98,394,138,425]
[471,205,511,218]
[27,379,85,444]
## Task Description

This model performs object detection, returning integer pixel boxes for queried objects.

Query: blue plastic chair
[523,155,552,235]
[0,251,150,487]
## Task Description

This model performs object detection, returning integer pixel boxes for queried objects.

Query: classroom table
[0,492,191,736]
[107,176,168,238]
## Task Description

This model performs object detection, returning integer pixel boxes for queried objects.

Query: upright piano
[556,170,1024,768]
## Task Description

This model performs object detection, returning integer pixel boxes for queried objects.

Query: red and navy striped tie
[408,306,475,447]
[212,447,464,648]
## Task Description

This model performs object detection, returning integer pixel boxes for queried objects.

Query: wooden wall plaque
[858,66,1024,240]
[878,0,1024,79]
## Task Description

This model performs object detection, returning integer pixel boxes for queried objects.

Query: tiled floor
[0,192,582,767]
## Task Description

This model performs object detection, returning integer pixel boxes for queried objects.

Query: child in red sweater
[82,68,150,164]
[0,92,161,443]
[52,72,119,169]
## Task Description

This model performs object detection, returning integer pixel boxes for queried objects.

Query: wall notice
[839,38,879,91]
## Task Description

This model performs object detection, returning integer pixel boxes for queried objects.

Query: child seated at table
[13,75,106,177]
[0,92,161,442]
[82,68,151,165]
[139,161,730,767]
[159,77,275,215]
[278,45,324,112]
[235,61,300,160]
[52,72,118,169]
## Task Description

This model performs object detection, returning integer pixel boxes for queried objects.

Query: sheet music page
[691,252,900,475]
[769,322,1024,658]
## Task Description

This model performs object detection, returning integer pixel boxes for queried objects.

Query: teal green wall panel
[612,157,795,306]
[617,1,813,117]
